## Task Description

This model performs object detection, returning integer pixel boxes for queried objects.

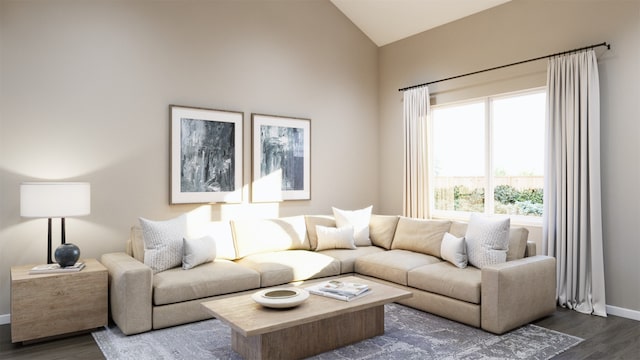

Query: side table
[10,258,108,343]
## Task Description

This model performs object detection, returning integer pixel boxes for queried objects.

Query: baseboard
[607,304,640,321]
[0,314,10,325]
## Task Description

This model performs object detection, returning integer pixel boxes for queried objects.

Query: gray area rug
[92,303,582,360]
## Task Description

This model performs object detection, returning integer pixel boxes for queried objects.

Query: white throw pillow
[182,235,217,270]
[315,225,357,251]
[332,206,373,246]
[440,232,468,268]
[139,215,187,273]
[465,214,510,269]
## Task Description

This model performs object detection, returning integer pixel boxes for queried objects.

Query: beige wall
[0,0,378,317]
[379,0,640,314]
[1,0,638,321]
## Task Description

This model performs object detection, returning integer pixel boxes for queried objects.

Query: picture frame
[170,105,243,204]
[251,114,311,202]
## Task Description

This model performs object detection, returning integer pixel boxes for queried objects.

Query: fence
[433,176,543,190]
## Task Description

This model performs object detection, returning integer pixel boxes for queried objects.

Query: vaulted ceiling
[330,0,511,46]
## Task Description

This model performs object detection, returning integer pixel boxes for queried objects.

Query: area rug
[92,303,582,360]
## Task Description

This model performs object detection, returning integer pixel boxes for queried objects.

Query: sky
[431,90,545,177]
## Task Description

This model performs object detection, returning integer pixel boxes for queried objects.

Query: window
[430,88,545,223]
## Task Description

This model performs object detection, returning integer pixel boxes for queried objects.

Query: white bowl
[251,288,310,309]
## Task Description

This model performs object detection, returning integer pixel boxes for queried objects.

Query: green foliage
[494,185,519,204]
[435,184,543,216]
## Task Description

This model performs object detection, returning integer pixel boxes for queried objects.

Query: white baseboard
[607,304,640,321]
[0,314,10,325]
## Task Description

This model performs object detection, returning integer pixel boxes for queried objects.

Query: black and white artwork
[170,106,243,204]
[181,118,235,192]
[252,114,310,202]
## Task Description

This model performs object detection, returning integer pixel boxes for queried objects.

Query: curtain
[544,49,607,317]
[403,86,430,218]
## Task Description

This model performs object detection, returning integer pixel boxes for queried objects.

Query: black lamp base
[46,217,69,264]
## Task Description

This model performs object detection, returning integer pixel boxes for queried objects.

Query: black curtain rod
[398,42,611,92]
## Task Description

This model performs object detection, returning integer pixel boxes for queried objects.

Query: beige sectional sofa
[100,213,556,337]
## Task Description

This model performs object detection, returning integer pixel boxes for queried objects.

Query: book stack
[306,280,371,301]
[29,262,86,275]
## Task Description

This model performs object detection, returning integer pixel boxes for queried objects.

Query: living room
[1,0,638,358]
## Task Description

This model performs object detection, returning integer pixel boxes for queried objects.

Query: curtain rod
[398,42,610,92]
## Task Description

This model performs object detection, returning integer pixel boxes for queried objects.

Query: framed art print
[251,114,311,202]
[170,105,243,204]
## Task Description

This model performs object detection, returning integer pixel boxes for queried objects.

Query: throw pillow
[304,215,337,250]
[139,215,187,273]
[182,235,217,270]
[332,206,373,246]
[440,232,468,268]
[315,225,357,251]
[465,214,510,269]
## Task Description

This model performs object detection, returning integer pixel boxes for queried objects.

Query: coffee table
[201,276,412,359]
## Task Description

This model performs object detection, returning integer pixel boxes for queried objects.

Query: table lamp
[20,182,91,264]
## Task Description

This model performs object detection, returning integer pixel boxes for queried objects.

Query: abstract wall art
[170,105,243,204]
[251,114,310,202]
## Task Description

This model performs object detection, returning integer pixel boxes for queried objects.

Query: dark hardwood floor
[0,308,638,359]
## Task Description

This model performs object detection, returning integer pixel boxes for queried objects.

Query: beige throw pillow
[315,225,357,251]
[305,215,337,250]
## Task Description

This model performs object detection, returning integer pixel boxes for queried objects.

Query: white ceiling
[330,0,512,47]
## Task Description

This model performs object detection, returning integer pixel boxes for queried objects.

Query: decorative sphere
[54,243,81,267]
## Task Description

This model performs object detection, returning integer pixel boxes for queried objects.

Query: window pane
[492,92,545,217]
[432,101,485,213]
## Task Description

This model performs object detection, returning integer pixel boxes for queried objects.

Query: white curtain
[544,49,607,317]
[403,86,430,218]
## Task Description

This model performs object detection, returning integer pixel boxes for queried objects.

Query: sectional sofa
[100,211,556,336]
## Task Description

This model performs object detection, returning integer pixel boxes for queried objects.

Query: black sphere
[55,243,80,267]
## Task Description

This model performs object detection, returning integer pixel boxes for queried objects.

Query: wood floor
[0,307,638,359]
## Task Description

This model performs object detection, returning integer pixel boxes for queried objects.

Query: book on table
[29,262,85,274]
[306,280,371,301]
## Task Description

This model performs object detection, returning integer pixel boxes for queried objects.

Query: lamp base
[54,243,81,267]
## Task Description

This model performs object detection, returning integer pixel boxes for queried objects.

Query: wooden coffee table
[201,276,412,359]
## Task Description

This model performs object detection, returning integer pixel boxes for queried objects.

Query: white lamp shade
[20,182,91,218]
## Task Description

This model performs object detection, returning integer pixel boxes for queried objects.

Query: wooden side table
[10,258,108,343]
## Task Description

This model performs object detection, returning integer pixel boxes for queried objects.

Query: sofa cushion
[333,206,373,246]
[408,261,482,304]
[236,250,340,287]
[152,259,260,305]
[450,220,529,261]
[506,227,529,261]
[129,225,144,262]
[315,225,356,251]
[140,215,187,274]
[190,221,237,260]
[319,246,386,273]
[305,215,336,250]
[369,214,399,250]
[390,217,452,258]
[231,216,310,258]
[355,249,442,286]
[465,214,510,269]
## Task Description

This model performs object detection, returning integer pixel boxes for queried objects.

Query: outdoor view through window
[431,89,545,222]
